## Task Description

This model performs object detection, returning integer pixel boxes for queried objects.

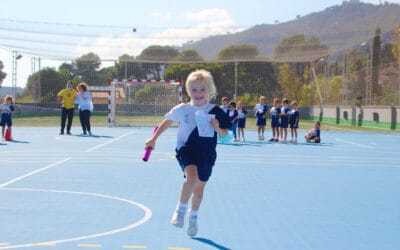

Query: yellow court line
[122,246,147,249]
[32,242,56,247]
[168,247,191,250]
[77,244,102,248]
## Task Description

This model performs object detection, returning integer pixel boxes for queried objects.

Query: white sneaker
[187,216,198,237]
[171,210,186,228]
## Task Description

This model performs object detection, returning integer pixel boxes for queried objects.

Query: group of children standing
[221,95,301,143]
[254,96,300,142]
[220,97,248,141]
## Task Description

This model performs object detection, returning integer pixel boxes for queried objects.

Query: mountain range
[181,1,400,60]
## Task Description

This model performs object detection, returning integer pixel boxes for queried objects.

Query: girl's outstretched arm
[144,119,173,150]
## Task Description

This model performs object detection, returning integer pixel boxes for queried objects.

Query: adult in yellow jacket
[57,81,77,135]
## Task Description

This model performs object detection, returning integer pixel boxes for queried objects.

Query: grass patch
[11,115,397,133]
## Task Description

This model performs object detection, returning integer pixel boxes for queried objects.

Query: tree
[73,52,102,84]
[391,26,400,61]
[0,61,6,87]
[137,45,179,61]
[24,67,65,103]
[137,45,179,79]
[59,62,74,80]
[274,34,329,105]
[348,54,366,102]
[371,27,382,102]
[274,34,328,62]
[328,76,343,105]
[176,50,204,62]
[279,63,303,102]
[115,54,146,79]
[218,45,259,60]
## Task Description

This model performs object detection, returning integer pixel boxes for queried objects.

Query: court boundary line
[0,158,71,188]
[86,130,137,152]
[0,130,137,188]
[0,188,152,249]
[335,138,374,149]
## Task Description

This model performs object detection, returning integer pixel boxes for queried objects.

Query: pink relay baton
[142,126,158,162]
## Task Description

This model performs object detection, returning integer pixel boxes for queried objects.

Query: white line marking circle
[0,188,152,249]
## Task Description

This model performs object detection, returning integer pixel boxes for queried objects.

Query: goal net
[107,79,182,127]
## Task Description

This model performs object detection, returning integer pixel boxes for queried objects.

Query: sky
[0,0,399,88]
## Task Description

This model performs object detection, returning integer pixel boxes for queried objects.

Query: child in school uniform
[268,98,281,142]
[254,96,268,141]
[227,101,239,141]
[220,96,229,114]
[144,69,230,237]
[305,121,321,143]
[237,101,248,141]
[0,95,15,141]
[280,98,290,141]
[288,101,300,142]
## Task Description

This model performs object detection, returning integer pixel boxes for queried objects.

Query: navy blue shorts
[280,118,289,128]
[256,113,266,126]
[238,118,246,128]
[271,119,280,128]
[0,113,12,127]
[175,147,216,182]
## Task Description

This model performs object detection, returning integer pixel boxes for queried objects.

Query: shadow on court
[4,140,30,144]
[192,237,232,250]
[74,134,113,138]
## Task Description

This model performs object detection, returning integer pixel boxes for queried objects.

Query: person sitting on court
[305,121,321,143]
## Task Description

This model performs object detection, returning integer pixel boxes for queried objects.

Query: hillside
[181,2,400,60]
[0,86,24,96]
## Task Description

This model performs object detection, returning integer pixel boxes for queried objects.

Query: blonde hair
[4,95,13,103]
[185,69,217,101]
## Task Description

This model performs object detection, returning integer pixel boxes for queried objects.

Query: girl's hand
[145,138,156,150]
[210,118,220,129]
[210,118,228,137]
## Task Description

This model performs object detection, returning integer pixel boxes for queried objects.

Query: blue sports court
[0,126,399,250]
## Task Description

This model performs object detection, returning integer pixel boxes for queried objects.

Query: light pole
[360,42,371,105]
[234,60,238,101]
[11,51,22,99]
[319,56,329,104]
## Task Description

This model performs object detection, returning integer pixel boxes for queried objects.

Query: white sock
[176,202,188,212]
[189,209,198,218]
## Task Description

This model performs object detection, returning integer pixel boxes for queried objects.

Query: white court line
[335,138,374,149]
[0,130,137,187]
[0,129,153,249]
[0,188,152,249]
[0,158,71,188]
[86,130,137,152]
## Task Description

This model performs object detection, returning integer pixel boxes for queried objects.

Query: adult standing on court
[57,81,77,135]
[75,82,94,136]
